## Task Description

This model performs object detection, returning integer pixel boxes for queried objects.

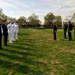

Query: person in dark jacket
[63,22,68,39]
[2,19,8,46]
[68,21,73,41]
[0,21,3,49]
[53,22,57,40]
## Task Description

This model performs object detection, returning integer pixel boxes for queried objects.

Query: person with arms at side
[63,22,68,39]
[2,19,8,46]
[53,22,57,40]
[14,22,19,40]
[68,21,73,41]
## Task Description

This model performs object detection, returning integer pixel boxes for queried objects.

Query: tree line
[0,8,75,29]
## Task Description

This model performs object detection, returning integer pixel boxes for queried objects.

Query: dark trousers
[0,36,2,48]
[68,31,72,41]
[54,31,56,40]
[64,31,67,39]
[4,35,8,46]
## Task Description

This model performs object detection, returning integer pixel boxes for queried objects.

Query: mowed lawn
[0,29,75,75]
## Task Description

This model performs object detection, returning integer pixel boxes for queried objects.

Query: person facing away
[0,20,3,49]
[2,19,8,46]
[63,22,68,39]
[53,22,57,40]
[68,21,73,41]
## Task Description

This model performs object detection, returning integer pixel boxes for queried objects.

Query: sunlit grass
[0,29,75,75]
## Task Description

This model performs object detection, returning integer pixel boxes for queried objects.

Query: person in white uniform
[11,22,15,41]
[7,22,13,43]
[14,22,19,40]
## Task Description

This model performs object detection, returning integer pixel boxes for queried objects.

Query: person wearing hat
[0,20,3,49]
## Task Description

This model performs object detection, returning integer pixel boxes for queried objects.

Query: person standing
[11,22,15,41]
[7,22,13,43]
[0,20,3,49]
[14,22,19,40]
[68,21,73,41]
[53,22,57,40]
[2,19,8,46]
[63,22,68,39]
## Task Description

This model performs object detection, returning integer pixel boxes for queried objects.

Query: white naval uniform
[14,23,19,40]
[7,23,13,43]
[11,23,15,41]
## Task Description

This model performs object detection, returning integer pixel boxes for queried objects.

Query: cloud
[0,0,75,22]
[66,0,75,6]
[0,0,21,10]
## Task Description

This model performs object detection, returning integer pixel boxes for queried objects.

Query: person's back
[53,22,57,40]
[68,21,73,41]
[2,24,8,36]
[64,22,67,31]
[63,22,68,39]
[68,22,73,32]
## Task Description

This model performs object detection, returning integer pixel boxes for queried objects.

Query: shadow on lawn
[0,31,49,74]
[0,50,48,75]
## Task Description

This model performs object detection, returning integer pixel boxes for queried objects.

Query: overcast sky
[0,0,75,23]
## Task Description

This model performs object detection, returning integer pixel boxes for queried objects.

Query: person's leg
[68,32,71,41]
[16,32,18,39]
[70,32,72,40]
[64,31,65,39]
[54,31,56,40]
[4,35,8,46]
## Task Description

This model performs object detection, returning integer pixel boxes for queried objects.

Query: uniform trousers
[68,31,72,41]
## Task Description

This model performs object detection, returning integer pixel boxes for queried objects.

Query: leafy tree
[72,13,75,22]
[71,13,75,39]
[54,16,62,27]
[44,12,55,28]
[0,8,7,20]
[17,16,26,28]
[7,17,16,22]
[28,13,41,28]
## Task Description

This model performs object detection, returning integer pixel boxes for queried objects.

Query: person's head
[12,22,14,24]
[68,21,71,24]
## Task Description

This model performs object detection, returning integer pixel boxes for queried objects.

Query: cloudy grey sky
[0,0,75,23]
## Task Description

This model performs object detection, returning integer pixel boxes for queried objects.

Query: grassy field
[0,29,75,75]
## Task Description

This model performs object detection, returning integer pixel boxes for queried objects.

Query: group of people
[53,21,73,41]
[0,19,19,49]
[0,19,73,49]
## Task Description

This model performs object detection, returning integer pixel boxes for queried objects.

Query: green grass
[0,29,75,75]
